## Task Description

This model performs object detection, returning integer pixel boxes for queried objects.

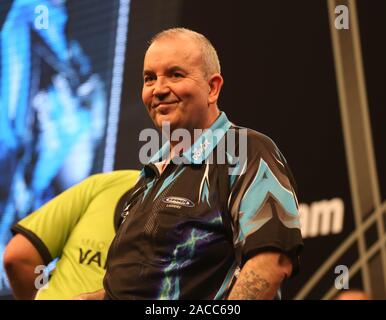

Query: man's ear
[207,73,224,105]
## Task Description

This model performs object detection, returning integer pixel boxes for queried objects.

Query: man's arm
[3,234,45,300]
[73,289,106,300]
[228,251,293,300]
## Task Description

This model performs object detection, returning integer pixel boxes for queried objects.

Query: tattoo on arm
[229,270,271,300]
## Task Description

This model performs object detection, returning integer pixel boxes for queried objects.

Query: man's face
[142,36,212,133]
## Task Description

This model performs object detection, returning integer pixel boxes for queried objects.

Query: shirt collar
[148,112,232,166]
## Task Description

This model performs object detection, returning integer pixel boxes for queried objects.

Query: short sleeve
[11,175,100,265]
[233,133,303,276]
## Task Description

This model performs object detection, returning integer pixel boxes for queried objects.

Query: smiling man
[141,30,222,137]
[81,28,303,300]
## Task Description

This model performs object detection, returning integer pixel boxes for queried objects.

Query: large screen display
[0,0,130,296]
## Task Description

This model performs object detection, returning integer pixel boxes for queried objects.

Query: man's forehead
[144,37,202,70]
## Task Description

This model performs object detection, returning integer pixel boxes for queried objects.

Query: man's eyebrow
[167,66,186,73]
[143,66,187,76]
[143,69,154,76]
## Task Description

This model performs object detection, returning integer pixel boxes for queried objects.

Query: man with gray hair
[80,27,303,300]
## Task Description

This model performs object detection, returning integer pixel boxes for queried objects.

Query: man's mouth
[152,101,178,109]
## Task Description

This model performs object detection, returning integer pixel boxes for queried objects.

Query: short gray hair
[149,27,221,78]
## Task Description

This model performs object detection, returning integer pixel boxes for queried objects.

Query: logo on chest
[163,196,195,209]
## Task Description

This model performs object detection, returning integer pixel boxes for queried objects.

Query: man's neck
[168,109,221,149]
[158,109,222,174]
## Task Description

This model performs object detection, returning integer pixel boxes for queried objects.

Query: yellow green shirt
[11,170,139,300]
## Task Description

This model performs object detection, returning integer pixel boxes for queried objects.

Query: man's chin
[155,115,178,130]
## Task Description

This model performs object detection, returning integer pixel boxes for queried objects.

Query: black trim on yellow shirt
[11,224,53,266]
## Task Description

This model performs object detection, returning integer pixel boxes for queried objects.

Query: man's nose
[152,77,170,98]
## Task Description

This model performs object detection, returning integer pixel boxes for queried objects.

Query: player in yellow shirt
[3,170,139,299]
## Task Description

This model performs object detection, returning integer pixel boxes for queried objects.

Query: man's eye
[144,75,155,83]
[173,73,183,78]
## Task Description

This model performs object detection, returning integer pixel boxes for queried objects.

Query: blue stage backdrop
[0,0,130,296]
